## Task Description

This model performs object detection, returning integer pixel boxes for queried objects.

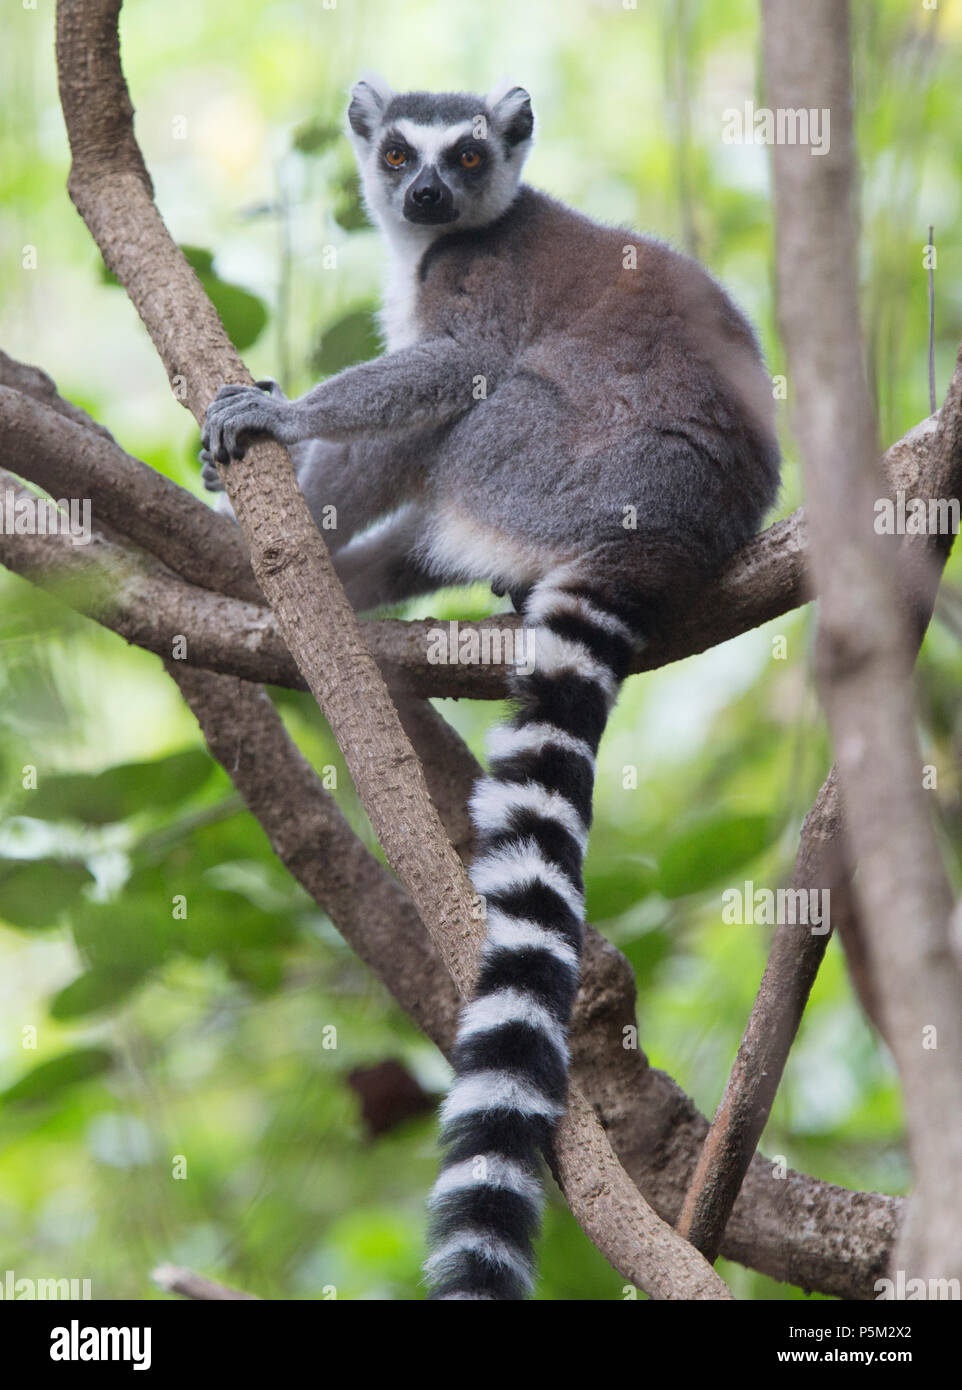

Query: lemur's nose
[404,166,455,224]
[411,180,442,206]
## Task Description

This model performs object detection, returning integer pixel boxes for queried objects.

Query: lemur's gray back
[201,77,780,1300]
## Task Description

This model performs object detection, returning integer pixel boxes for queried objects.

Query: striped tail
[424,569,639,1300]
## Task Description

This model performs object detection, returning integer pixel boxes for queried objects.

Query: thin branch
[763,0,962,1283]
[0,481,306,689]
[677,772,844,1257]
[0,374,262,604]
[152,1264,259,1301]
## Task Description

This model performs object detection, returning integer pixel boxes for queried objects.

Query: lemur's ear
[485,81,534,148]
[347,73,394,140]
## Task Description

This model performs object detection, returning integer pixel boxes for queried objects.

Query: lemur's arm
[202,338,492,462]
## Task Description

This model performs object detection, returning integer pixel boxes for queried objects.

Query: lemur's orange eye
[460,149,483,170]
[384,147,407,168]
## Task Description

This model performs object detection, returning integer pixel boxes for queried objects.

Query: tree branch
[152,1264,259,1301]
[0,358,939,699]
[763,0,962,1284]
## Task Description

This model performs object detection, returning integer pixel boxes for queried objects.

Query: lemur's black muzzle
[404,167,459,224]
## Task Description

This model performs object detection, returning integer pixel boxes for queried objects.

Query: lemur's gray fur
[202,75,779,1301]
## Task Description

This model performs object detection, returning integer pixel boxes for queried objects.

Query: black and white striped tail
[424,569,639,1300]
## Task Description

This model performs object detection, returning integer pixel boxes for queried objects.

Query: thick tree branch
[0,361,939,698]
[763,0,962,1283]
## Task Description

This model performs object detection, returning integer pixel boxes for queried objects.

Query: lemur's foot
[202,378,291,463]
[199,448,223,492]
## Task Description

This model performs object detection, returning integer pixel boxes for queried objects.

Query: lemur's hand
[202,378,294,463]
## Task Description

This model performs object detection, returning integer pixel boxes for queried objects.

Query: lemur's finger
[212,383,252,402]
[200,453,224,492]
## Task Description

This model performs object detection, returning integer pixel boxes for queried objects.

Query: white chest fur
[379,234,429,352]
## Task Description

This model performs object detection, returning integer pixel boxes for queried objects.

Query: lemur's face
[347,77,534,237]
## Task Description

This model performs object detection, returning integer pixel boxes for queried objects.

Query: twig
[152,1264,259,1301]
[929,224,936,415]
[677,773,845,1257]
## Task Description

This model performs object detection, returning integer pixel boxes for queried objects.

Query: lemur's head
[347,75,534,239]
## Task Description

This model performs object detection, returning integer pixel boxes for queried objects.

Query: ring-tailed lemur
[201,75,780,1300]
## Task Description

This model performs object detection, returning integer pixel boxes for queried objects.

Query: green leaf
[180,245,216,277]
[584,857,657,920]
[182,245,268,352]
[0,859,95,929]
[49,969,147,1020]
[311,308,380,376]
[226,950,284,993]
[70,896,178,975]
[21,748,214,826]
[656,813,775,899]
[102,245,268,351]
[292,119,341,155]
[332,172,370,232]
[196,276,269,353]
[1,1047,114,1106]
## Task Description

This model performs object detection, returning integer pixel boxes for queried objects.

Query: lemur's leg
[202,341,497,462]
[334,505,447,612]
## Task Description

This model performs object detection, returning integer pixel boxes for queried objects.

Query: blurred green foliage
[0,0,960,1300]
